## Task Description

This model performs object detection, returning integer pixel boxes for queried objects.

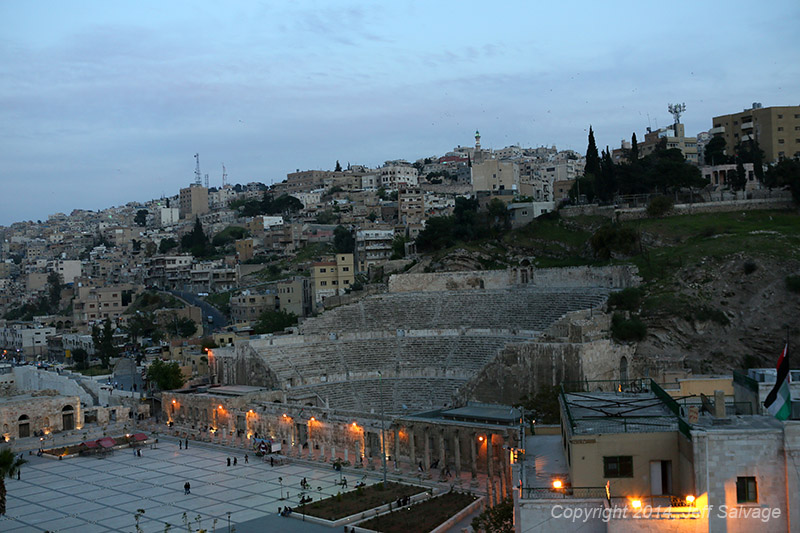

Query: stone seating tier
[257,335,512,386]
[288,377,465,415]
[300,287,609,335]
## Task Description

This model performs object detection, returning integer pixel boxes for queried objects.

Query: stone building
[0,391,81,441]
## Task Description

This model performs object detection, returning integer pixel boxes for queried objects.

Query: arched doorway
[620,356,629,387]
[62,405,75,431]
[18,415,30,438]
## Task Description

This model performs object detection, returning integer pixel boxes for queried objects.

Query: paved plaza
[0,437,380,532]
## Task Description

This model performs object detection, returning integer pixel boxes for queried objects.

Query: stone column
[394,427,401,471]
[487,434,495,506]
[453,432,462,479]
[423,428,431,477]
[470,432,478,487]
[409,429,416,469]
[355,440,362,468]
[329,444,336,463]
[438,431,447,479]
[344,446,349,464]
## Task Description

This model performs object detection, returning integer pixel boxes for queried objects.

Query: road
[169,290,228,335]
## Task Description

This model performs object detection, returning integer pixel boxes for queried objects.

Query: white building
[379,162,419,190]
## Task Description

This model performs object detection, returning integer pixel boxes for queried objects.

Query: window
[319,268,326,273]
[320,281,327,286]
[332,280,338,285]
[778,114,783,119]
[736,477,757,503]
[779,139,785,144]
[342,267,350,272]
[603,456,633,477]
[778,127,784,131]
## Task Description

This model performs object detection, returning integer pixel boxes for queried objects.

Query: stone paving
[0,437,379,532]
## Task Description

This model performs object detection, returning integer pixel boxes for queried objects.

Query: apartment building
[379,161,419,190]
[276,276,311,318]
[711,103,800,162]
[638,122,699,164]
[179,184,209,219]
[398,188,425,224]
[230,291,277,323]
[0,325,56,358]
[310,254,354,305]
[356,228,395,269]
[471,159,519,193]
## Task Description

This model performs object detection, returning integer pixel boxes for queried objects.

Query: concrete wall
[13,366,94,405]
[388,266,640,293]
[516,498,609,533]
[461,340,635,406]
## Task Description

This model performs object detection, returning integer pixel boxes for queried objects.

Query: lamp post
[278,476,284,500]
[378,371,387,485]
[227,511,231,533]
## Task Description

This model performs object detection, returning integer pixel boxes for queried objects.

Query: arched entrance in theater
[18,415,30,438]
[62,405,75,430]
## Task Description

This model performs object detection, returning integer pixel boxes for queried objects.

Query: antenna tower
[194,153,202,185]
[668,103,686,126]
[204,173,209,189]
[222,164,227,187]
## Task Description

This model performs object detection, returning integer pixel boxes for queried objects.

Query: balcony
[709,126,725,135]
[741,121,754,130]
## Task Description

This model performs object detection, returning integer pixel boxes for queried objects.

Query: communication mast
[193,153,202,185]
[204,173,209,189]
[668,103,686,126]
[222,164,227,187]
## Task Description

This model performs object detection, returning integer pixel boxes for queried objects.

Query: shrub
[743,260,758,275]
[590,225,640,260]
[693,305,730,326]
[647,195,675,217]
[607,288,643,311]
[611,313,647,342]
[786,275,800,294]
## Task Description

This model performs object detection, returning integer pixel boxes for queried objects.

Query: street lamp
[278,476,284,500]
[378,371,387,485]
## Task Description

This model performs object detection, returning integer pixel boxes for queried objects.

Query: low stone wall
[517,498,609,532]
[388,265,639,293]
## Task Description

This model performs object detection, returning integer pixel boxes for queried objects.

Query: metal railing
[733,370,759,393]
[522,486,608,500]
[561,379,651,394]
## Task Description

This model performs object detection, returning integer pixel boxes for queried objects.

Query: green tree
[704,135,729,165]
[766,159,800,203]
[333,226,355,254]
[159,238,178,254]
[731,158,748,191]
[516,385,561,425]
[584,126,601,180]
[630,132,639,161]
[335,160,342,172]
[0,448,26,515]
[486,198,511,234]
[367,211,378,222]
[71,347,89,370]
[471,497,513,533]
[181,218,215,257]
[134,209,148,227]
[595,147,617,202]
[91,318,118,368]
[174,317,198,338]
[415,216,455,252]
[146,359,185,391]
[47,271,62,310]
[253,309,298,334]
[390,234,407,259]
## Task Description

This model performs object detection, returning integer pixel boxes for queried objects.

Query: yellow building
[712,104,800,162]
[179,184,209,219]
[310,254,354,305]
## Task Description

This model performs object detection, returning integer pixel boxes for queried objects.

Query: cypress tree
[631,132,639,161]
[585,126,601,178]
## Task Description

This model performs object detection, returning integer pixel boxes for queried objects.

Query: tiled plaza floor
[0,438,379,532]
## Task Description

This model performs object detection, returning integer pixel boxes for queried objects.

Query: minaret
[475,130,481,150]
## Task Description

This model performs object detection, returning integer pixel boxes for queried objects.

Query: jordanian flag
[764,344,792,420]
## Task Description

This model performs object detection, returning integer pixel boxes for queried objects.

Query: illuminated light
[352,422,357,428]
[631,500,642,509]
[310,417,316,422]
[248,409,254,413]
[218,405,223,410]
[478,436,484,442]
[686,495,695,504]
[172,399,176,404]
[552,480,562,489]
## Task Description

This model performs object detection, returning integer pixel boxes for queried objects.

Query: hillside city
[1,103,799,532]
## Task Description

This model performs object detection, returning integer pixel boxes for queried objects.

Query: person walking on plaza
[233,457,238,466]
[227,457,231,467]
[184,481,191,495]
[244,454,248,464]
[185,438,188,449]
[179,440,182,450]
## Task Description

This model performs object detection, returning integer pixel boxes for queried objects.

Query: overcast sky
[1,1,798,226]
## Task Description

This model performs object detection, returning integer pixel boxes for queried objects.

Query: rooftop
[564,391,678,435]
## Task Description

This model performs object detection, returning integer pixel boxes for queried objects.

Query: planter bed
[303,481,427,521]
[358,491,479,533]
[42,433,149,458]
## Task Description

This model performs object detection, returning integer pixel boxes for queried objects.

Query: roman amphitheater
[163,264,642,497]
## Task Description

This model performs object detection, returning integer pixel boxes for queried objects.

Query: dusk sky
[1,1,798,226]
